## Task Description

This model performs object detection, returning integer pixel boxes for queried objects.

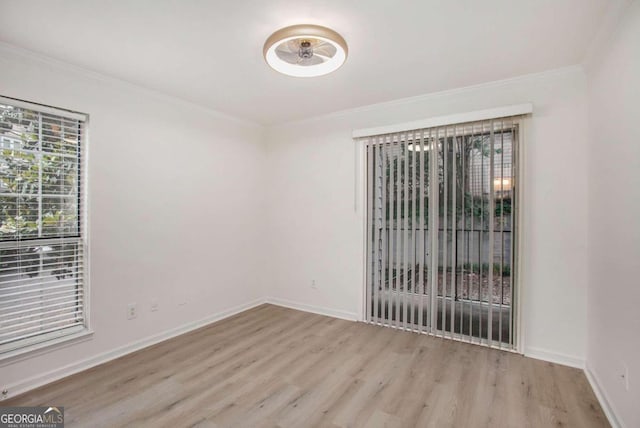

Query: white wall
[0,45,266,394]
[1,37,620,413]
[265,67,589,365]
[585,2,640,427]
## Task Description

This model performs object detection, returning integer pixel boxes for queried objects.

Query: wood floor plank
[3,304,609,428]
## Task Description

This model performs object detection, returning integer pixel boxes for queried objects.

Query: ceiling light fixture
[263,24,348,77]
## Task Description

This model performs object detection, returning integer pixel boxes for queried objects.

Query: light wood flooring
[5,304,608,427]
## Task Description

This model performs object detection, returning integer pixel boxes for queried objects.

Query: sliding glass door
[364,117,520,349]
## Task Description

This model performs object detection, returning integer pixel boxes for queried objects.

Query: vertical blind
[0,96,87,354]
[362,116,521,350]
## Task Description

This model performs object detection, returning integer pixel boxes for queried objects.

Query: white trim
[265,297,360,322]
[268,297,586,372]
[0,328,93,365]
[266,297,589,375]
[357,140,368,322]
[523,346,585,369]
[352,104,533,138]
[0,297,267,401]
[271,66,579,128]
[0,98,90,360]
[0,95,87,121]
[515,117,527,354]
[83,113,92,337]
[4,293,611,428]
[585,364,624,428]
[0,42,260,129]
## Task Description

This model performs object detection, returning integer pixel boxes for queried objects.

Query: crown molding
[270,65,584,128]
[0,42,262,129]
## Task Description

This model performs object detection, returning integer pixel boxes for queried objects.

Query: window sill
[0,328,94,366]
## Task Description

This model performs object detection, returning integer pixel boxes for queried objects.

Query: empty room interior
[0,1,639,427]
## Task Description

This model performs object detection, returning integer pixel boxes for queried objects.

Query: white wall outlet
[311,279,317,289]
[178,299,187,306]
[150,298,159,312]
[127,303,137,320]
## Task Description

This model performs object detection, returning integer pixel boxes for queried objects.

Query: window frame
[0,96,92,363]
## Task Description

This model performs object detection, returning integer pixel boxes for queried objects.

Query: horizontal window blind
[0,96,87,355]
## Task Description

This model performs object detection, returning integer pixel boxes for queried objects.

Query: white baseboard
[9,295,617,428]
[585,364,624,428]
[265,297,360,322]
[510,347,625,427]
[524,346,585,369]
[2,297,267,401]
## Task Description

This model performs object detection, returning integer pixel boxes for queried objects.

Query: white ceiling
[0,0,615,125]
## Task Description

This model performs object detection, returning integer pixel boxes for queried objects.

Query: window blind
[0,96,87,355]
[361,116,522,350]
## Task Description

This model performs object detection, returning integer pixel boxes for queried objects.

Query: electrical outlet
[127,303,137,320]
[150,298,159,312]
[311,279,317,289]
[178,300,187,306]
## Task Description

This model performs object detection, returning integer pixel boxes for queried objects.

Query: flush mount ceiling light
[263,24,348,77]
